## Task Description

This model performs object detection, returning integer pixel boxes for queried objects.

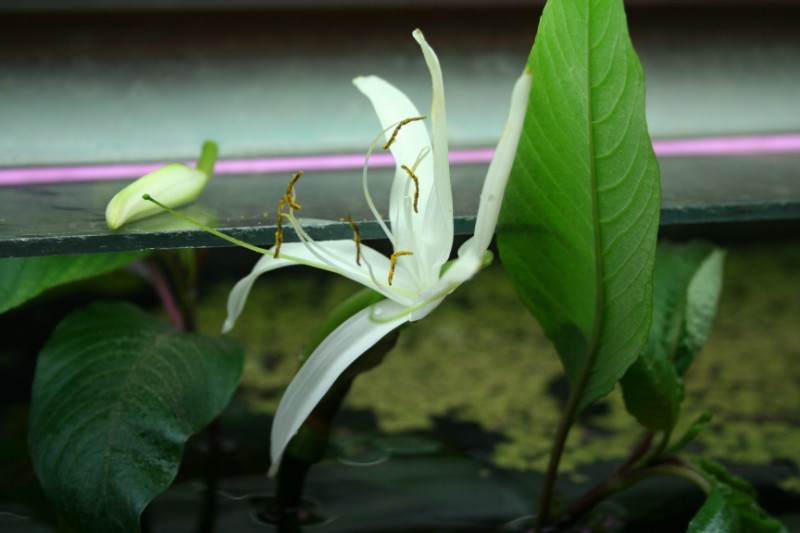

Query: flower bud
[105,141,217,230]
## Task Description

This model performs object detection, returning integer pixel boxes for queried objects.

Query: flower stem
[127,258,184,329]
[535,393,580,530]
[196,140,218,177]
[557,433,653,526]
[558,448,711,529]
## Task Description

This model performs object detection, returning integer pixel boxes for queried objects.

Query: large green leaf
[0,251,148,315]
[29,302,244,532]
[497,0,661,411]
[688,460,788,533]
[621,242,723,432]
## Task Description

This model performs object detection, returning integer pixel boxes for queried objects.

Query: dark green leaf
[497,0,661,411]
[689,460,788,533]
[28,302,244,532]
[619,344,683,432]
[698,459,757,499]
[675,247,726,375]
[688,486,740,533]
[620,242,721,431]
[0,251,148,315]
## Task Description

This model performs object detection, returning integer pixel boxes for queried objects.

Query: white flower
[223,29,531,474]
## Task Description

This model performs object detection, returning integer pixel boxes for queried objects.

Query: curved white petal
[353,75,436,281]
[412,29,453,276]
[351,76,433,225]
[428,251,483,303]
[462,70,532,260]
[269,299,411,475]
[223,241,417,333]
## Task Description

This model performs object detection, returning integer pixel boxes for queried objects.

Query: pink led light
[1,134,799,187]
[652,134,800,156]
[0,148,498,186]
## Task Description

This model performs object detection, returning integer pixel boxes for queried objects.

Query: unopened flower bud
[105,141,217,230]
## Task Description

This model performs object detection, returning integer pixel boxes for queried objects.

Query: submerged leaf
[497,0,661,411]
[29,302,243,532]
[0,251,148,315]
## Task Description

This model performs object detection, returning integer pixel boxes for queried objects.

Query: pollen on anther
[274,171,304,258]
[273,226,283,259]
[383,116,427,150]
[401,165,420,213]
[284,171,303,211]
[388,250,413,285]
[347,214,362,266]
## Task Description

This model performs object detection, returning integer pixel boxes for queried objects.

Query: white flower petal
[223,250,302,333]
[428,251,483,302]
[462,70,532,260]
[223,241,416,333]
[353,75,436,277]
[105,163,208,230]
[412,29,453,275]
[269,299,411,475]
[352,76,433,219]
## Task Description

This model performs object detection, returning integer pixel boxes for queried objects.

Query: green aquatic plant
[1,0,791,531]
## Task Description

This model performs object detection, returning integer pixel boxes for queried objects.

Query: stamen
[388,250,413,285]
[274,171,304,258]
[383,116,427,150]
[400,165,420,213]
[273,212,285,258]
[141,194,272,255]
[346,214,362,266]
[285,170,303,211]
[411,146,431,172]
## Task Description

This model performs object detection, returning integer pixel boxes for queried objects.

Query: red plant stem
[127,259,184,329]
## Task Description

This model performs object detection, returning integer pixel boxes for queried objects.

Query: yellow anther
[388,250,413,285]
[284,170,303,210]
[383,116,427,150]
[400,164,420,213]
[273,171,304,258]
[273,226,283,258]
[346,214,362,266]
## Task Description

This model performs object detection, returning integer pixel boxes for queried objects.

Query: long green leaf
[0,251,148,315]
[497,0,661,411]
[675,247,726,375]
[28,302,244,532]
[621,242,722,432]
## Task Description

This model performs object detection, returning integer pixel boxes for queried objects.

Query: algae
[198,240,800,482]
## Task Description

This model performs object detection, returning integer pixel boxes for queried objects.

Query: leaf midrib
[575,0,606,413]
[101,328,171,509]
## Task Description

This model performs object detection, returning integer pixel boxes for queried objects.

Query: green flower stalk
[105,141,218,230]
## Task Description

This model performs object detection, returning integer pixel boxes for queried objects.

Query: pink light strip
[653,134,800,157]
[1,134,799,187]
